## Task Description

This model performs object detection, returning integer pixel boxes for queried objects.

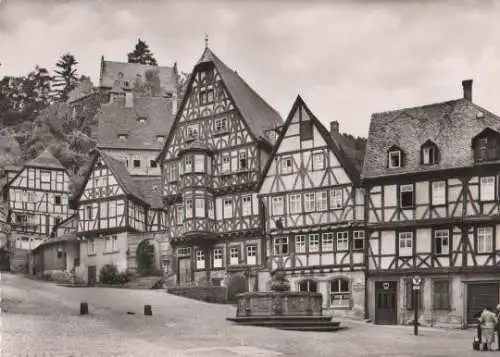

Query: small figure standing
[478,306,498,351]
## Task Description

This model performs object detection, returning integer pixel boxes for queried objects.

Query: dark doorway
[88,265,97,285]
[467,282,500,326]
[227,275,248,302]
[375,281,397,325]
[136,240,156,276]
[177,257,192,285]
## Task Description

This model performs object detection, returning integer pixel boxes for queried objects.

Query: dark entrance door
[375,281,398,324]
[88,265,97,285]
[467,282,500,325]
[177,258,192,285]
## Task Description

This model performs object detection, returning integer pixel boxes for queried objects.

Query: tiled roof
[331,132,366,174]
[25,148,64,170]
[100,60,176,97]
[96,96,174,150]
[361,98,500,179]
[67,77,95,103]
[99,152,146,201]
[132,176,163,209]
[198,48,283,144]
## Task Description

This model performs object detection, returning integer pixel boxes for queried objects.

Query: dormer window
[137,117,147,124]
[156,135,165,143]
[118,134,128,141]
[421,140,439,165]
[473,128,500,162]
[388,148,402,168]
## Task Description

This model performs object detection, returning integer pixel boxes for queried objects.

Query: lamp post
[412,275,422,336]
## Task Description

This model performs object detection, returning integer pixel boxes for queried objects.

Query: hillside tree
[52,53,79,102]
[127,39,158,65]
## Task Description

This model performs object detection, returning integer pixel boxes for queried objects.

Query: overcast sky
[1,0,500,137]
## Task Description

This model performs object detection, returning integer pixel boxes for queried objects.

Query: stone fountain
[226,257,343,331]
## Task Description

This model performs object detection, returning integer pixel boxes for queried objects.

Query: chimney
[462,79,473,101]
[330,121,339,134]
[125,91,134,108]
[171,91,178,115]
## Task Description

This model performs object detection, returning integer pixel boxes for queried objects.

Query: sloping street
[0,273,484,357]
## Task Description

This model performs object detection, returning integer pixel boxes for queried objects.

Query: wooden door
[87,266,97,285]
[375,281,398,325]
[467,282,499,325]
[177,258,192,285]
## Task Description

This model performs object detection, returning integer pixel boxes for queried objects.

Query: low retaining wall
[167,286,228,304]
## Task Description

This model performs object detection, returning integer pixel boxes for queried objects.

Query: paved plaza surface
[0,273,489,357]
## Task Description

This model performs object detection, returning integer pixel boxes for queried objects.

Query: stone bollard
[144,305,152,316]
[80,302,89,315]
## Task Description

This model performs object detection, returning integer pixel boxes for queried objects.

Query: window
[388,150,401,168]
[184,156,193,173]
[104,236,117,253]
[422,145,438,165]
[336,231,349,251]
[137,117,147,124]
[330,279,350,308]
[272,196,284,216]
[477,227,493,253]
[86,206,93,220]
[221,154,230,173]
[214,118,228,133]
[298,280,317,293]
[330,188,343,209]
[54,196,61,205]
[177,247,191,256]
[432,181,446,206]
[300,121,313,141]
[176,205,184,225]
[315,191,327,211]
[118,134,127,141]
[304,193,315,212]
[433,280,450,310]
[229,247,239,265]
[399,232,413,256]
[309,234,320,253]
[434,229,449,255]
[195,198,205,218]
[185,199,193,218]
[196,250,205,270]
[238,151,248,171]
[281,157,293,175]
[150,160,157,168]
[242,196,252,216]
[246,246,257,265]
[406,279,423,310]
[312,152,325,171]
[274,237,288,255]
[194,155,204,172]
[353,231,364,250]
[480,176,495,201]
[133,160,141,168]
[156,135,165,143]
[40,170,50,183]
[200,89,214,105]
[167,163,178,182]
[87,238,95,255]
[223,199,233,218]
[288,194,301,214]
[208,200,214,219]
[213,248,223,268]
[187,125,199,140]
[295,235,306,253]
[400,184,414,208]
[322,233,334,251]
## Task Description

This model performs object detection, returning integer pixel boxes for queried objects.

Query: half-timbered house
[95,95,175,177]
[72,150,169,284]
[363,80,500,327]
[258,96,366,317]
[156,46,282,295]
[3,148,74,272]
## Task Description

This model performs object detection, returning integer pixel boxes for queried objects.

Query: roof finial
[205,33,209,49]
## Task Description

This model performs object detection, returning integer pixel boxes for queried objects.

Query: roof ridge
[372,98,464,118]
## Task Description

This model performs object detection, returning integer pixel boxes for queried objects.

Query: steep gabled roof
[361,98,500,179]
[258,95,361,191]
[25,148,64,170]
[96,96,174,150]
[156,47,283,163]
[132,177,163,209]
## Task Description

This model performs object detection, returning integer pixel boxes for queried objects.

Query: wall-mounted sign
[383,282,390,290]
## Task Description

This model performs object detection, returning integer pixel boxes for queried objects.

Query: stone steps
[226,316,343,331]
[123,276,163,290]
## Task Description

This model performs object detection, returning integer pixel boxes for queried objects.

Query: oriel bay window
[213,248,223,268]
[246,246,257,265]
[221,154,230,174]
[330,278,351,308]
[480,176,495,201]
[477,227,493,253]
[194,155,205,172]
[208,200,215,220]
[274,237,288,255]
[184,156,193,173]
[196,250,205,270]
[195,198,205,218]
[176,205,184,225]
[434,229,449,255]
[295,235,306,253]
[271,196,284,216]
[185,199,193,218]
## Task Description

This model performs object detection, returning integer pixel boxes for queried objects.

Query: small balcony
[181,218,218,244]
